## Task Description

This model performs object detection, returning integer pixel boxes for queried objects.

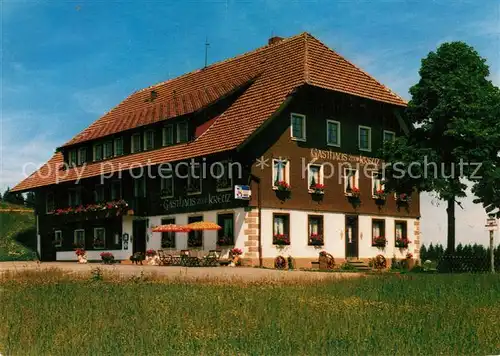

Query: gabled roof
[12,32,406,192]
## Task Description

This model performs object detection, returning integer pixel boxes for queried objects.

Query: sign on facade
[235,185,251,200]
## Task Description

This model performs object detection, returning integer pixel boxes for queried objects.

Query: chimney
[268,36,284,46]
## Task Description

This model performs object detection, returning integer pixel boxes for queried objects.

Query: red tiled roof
[12,33,406,192]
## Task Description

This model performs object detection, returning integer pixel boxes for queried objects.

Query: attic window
[145,90,158,102]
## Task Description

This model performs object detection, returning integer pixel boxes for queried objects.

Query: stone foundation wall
[243,210,260,261]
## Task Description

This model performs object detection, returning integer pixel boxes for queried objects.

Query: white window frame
[103,141,113,159]
[77,147,87,165]
[326,120,341,147]
[343,167,359,196]
[177,122,188,143]
[54,230,63,248]
[143,130,155,151]
[162,124,174,146]
[371,171,384,197]
[46,192,55,213]
[93,227,106,250]
[114,137,124,156]
[383,130,396,143]
[215,161,233,192]
[272,159,290,189]
[307,164,324,192]
[187,163,202,196]
[290,113,306,141]
[74,229,85,247]
[131,133,142,153]
[358,125,372,152]
[111,180,122,200]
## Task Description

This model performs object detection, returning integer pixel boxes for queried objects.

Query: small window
[358,126,372,151]
[77,147,87,165]
[93,227,105,249]
[133,177,146,198]
[272,159,290,189]
[74,229,85,248]
[93,144,103,161]
[94,184,105,203]
[273,213,290,245]
[68,188,82,207]
[290,113,306,141]
[326,120,341,147]
[308,215,324,246]
[69,150,77,167]
[343,168,359,195]
[144,130,154,151]
[215,161,233,192]
[177,122,188,143]
[187,162,202,195]
[46,192,55,213]
[372,219,386,246]
[161,218,176,248]
[131,134,142,153]
[383,130,396,143]
[54,230,63,248]
[395,221,408,243]
[371,171,384,197]
[162,125,174,146]
[103,141,113,159]
[111,181,122,200]
[188,215,203,247]
[114,137,124,156]
[160,175,174,199]
[308,164,324,191]
[217,213,234,246]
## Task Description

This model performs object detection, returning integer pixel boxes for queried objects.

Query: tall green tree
[382,41,500,253]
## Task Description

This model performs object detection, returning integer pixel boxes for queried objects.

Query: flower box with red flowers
[100,252,115,264]
[274,181,291,192]
[146,249,156,257]
[345,187,360,198]
[231,248,243,256]
[273,234,290,245]
[75,248,86,257]
[395,193,411,203]
[372,236,387,248]
[308,233,324,246]
[309,183,325,195]
[395,238,411,248]
[373,189,386,200]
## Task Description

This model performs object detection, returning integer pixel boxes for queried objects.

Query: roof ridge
[139,32,307,94]
[303,32,310,84]
[308,35,407,105]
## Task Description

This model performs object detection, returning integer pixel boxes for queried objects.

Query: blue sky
[2,0,500,245]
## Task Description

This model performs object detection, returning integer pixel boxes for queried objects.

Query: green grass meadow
[0,203,36,261]
[1,271,499,355]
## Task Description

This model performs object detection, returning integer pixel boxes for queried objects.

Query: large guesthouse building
[13,33,420,267]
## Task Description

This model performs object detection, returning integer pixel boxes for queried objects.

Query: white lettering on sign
[310,148,381,166]
[162,193,232,211]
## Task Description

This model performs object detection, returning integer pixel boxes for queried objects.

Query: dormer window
[68,150,77,167]
[144,130,154,151]
[103,141,113,159]
[162,125,174,146]
[177,122,188,143]
[78,147,87,165]
[93,144,103,161]
[131,133,142,153]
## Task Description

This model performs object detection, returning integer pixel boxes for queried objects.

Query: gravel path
[0,261,363,282]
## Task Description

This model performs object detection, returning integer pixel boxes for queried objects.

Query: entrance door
[132,220,147,255]
[345,215,359,259]
[40,234,56,261]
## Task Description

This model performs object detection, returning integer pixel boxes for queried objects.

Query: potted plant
[230,248,243,266]
[395,193,411,204]
[309,183,325,195]
[373,236,387,248]
[373,189,386,201]
[308,233,324,246]
[395,237,411,249]
[273,234,290,245]
[100,252,115,264]
[75,248,87,264]
[350,187,360,198]
[145,249,156,263]
[275,180,291,192]
[130,252,145,265]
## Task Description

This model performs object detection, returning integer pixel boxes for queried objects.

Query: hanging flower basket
[373,189,386,201]
[345,187,360,198]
